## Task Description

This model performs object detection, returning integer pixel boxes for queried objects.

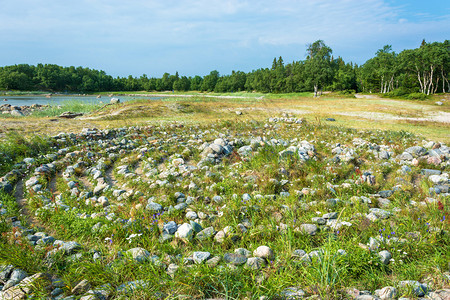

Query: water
[0,95,163,107]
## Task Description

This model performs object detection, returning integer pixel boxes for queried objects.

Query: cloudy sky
[0,0,448,77]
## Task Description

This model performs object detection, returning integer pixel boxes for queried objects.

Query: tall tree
[304,40,334,96]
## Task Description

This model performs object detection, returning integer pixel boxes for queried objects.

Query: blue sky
[0,0,448,77]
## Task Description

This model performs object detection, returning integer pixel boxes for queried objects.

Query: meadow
[0,93,448,299]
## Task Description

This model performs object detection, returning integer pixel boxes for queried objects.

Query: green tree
[304,40,334,96]
[201,70,219,91]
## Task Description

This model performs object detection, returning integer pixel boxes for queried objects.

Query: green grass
[28,100,102,117]
[0,95,449,299]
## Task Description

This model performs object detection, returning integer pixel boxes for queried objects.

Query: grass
[0,93,448,299]
[29,100,102,117]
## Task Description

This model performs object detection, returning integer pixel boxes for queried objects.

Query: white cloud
[0,0,448,76]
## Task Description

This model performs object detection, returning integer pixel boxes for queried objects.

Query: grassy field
[1,93,448,143]
[0,93,448,299]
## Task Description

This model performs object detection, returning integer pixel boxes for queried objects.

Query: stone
[398,152,414,161]
[421,169,441,176]
[280,287,306,299]
[375,286,397,300]
[186,211,198,220]
[196,227,216,240]
[206,256,221,267]
[167,264,178,276]
[356,296,380,300]
[126,247,150,263]
[174,202,187,211]
[235,248,252,257]
[175,223,194,241]
[146,201,163,212]
[61,241,82,255]
[0,265,14,281]
[299,224,319,235]
[10,110,24,117]
[212,195,223,204]
[193,251,211,264]
[399,280,428,297]
[214,230,226,243]
[378,250,392,265]
[292,249,307,259]
[378,190,393,198]
[246,257,266,270]
[1,273,48,299]
[163,221,178,235]
[110,98,120,104]
[190,221,203,233]
[253,246,274,260]
[427,289,450,300]
[223,253,247,265]
[3,269,28,290]
[405,146,427,157]
[429,175,446,184]
[322,212,338,219]
[72,279,91,295]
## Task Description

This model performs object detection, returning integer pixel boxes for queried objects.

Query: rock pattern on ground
[0,120,448,299]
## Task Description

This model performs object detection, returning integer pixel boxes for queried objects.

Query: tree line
[0,40,448,96]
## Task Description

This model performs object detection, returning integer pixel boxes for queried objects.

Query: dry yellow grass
[1,95,449,143]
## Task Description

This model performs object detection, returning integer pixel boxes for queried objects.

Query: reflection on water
[1,95,161,107]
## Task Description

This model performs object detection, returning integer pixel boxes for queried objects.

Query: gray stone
[1,273,48,299]
[235,248,252,257]
[212,195,223,204]
[175,223,194,241]
[126,247,150,263]
[246,257,266,270]
[398,152,414,161]
[368,208,391,220]
[214,230,226,243]
[427,289,450,300]
[223,253,247,265]
[378,250,392,265]
[378,190,393,198]
[0,265,14,281]
[421,169,441,176]
[10,110,24,117]
[174,202,187,211]
[356,296,380,300]
[110,98,120,104]
[193,251,211,264]
[72,279,91,295]
[146,201,163,212]
[253,246,274,260]
[299,224,319,235]
[292,249,307,258]
[405,146,427,157]
[399,280,428,297]
[196,227,216,240]
[186,211,198,220]
[311,217,326,225]
[375,286,397,300]
[280,287,306,299]
[206,256,221,267]
[163,221,178,235]
[190,221,203,233]
[323,212,338,219]
[379,151,390,160]
[61,241,82,255]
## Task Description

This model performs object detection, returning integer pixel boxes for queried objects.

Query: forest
[0,40,448,97]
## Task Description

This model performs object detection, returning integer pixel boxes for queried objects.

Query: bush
[406,92,429,100]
